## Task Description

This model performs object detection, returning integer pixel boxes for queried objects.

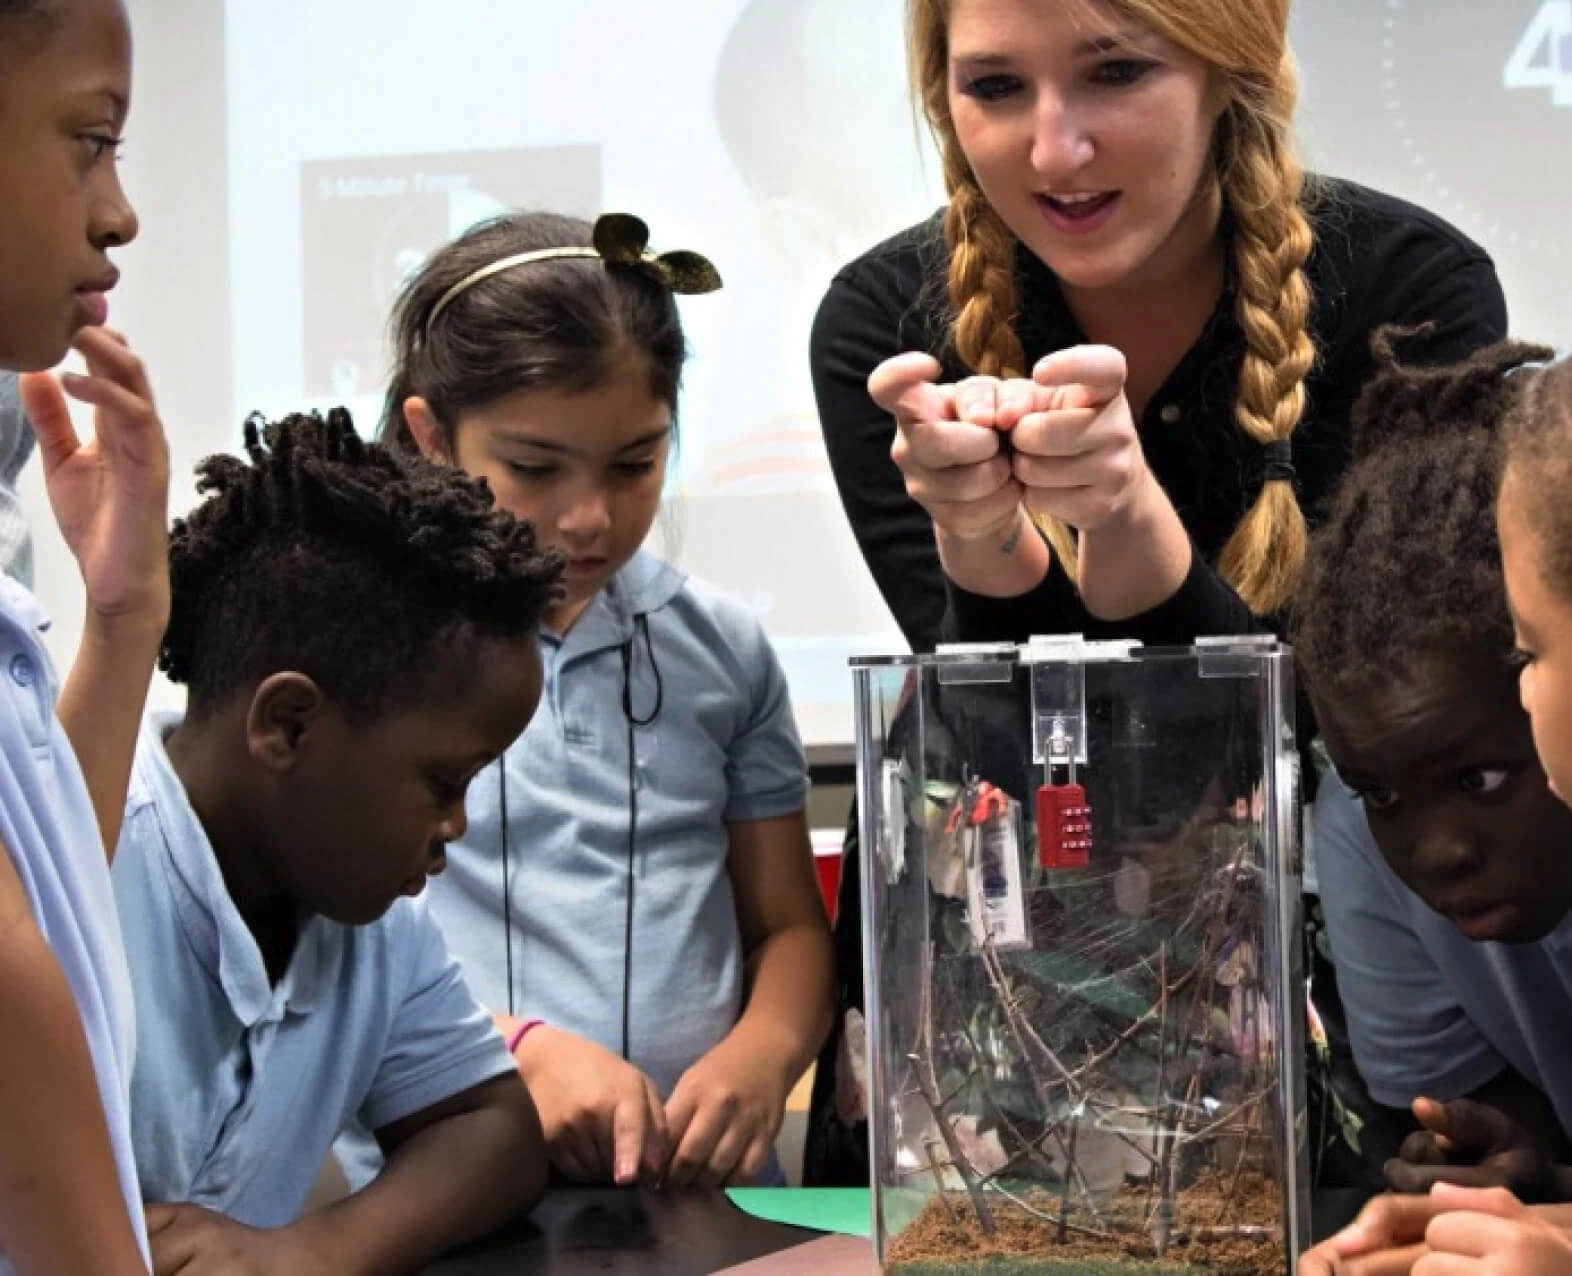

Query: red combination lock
[1036,782,1092,869]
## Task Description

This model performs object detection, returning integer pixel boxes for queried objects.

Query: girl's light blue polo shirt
[427,550,810,1097]
[0,576,148,1269]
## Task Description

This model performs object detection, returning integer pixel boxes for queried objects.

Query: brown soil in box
[885,1172,1286,1275]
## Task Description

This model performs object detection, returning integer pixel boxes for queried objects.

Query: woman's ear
[403,396,450,463]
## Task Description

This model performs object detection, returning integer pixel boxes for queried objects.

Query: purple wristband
[507,1018,544,1054]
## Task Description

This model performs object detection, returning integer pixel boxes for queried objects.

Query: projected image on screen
[162,0,1572,746]
[1504,1,1572,106]
[703,0,929,499]
[1293,1,1571,277]
[663,0,931,699]
[1378,0,1571,259]
[299,146,601,403]
[218,0,937,745]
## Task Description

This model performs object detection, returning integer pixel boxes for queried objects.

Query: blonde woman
[812,0,1507,652]
[804,0,1510,1190]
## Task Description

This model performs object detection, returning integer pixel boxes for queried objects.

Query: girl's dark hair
[1292,329,1555,699]
[378,211,687,456]
[1503,357,1572,600]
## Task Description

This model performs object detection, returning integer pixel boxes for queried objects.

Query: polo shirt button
[8,654,32,688]
[1159,404,1181,425]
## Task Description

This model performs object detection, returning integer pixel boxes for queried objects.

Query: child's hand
[20,327,169,634]
[663,1031,789,1190]
[512,1025,669,1187]
[1012,345,1150,533]
[1297,1192,1444,1274]
[1386,1097,1556,1200]
[1417,1182,1572,1274]
[146,1204,335,1275]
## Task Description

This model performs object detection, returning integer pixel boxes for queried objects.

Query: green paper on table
[725,1187,872,1237]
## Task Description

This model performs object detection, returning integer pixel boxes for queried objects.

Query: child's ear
[403,396,450,464]
[246,673,326,772]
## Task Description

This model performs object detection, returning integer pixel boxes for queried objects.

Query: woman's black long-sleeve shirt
[810,178,1509,653]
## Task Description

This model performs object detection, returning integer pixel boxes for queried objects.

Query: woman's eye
[959,74,1024,103]
[1090,59,1157,88]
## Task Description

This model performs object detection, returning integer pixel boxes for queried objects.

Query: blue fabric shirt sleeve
[0,375,34,589]
[1313,775,1506,1108]
[718,609,809,824]
[360,897,515,1133]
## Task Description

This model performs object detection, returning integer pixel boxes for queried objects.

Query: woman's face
[945,0,1226,295]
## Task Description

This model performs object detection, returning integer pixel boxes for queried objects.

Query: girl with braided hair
[814,0,1507,651]
[805,0,1510,1189]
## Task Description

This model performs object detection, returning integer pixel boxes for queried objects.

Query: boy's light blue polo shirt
[427,550,810,1098]
[1315,772,1572,1136]
[0,577,148,1271]
[113,712,516,1228]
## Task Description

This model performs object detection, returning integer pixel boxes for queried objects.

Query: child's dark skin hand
[146,1204,338,1276]
[22,326,170,633]
[1386,1097,1559,1200]
[26,327,172,854]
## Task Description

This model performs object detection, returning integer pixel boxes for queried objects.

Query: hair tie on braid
[1262,439,1295,484]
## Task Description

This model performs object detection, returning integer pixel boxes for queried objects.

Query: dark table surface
[419,1188,821,1275]
[420,1185,1374,1274]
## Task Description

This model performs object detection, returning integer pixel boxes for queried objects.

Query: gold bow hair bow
[593,212,722,295]
[425,212,722,337]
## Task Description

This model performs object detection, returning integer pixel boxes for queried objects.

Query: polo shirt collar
[135,712,329,1024]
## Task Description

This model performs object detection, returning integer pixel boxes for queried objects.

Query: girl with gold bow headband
[362,210,833,1192]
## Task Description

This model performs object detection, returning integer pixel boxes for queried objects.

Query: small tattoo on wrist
[1000,512,1024,555]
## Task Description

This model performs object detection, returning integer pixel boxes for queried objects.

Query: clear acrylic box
[853,636,1305,1274]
